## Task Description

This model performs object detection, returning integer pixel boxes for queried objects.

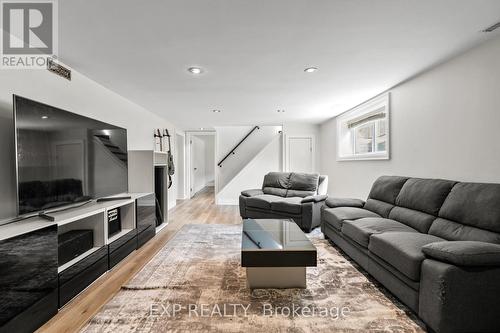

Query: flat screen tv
[14,95,128,215]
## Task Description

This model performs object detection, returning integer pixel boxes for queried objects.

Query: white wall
[175,133,186,200]
[319,35,500,199]
[204,136,215,186]
[215,125,282,191]
[216,135,282,205]
[0,66,178,220]
[282,123,321,173]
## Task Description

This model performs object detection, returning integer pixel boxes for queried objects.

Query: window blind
[347,106,386,129]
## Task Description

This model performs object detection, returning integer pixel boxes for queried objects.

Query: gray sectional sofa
[239,172,328,232]
[321,176,500,333]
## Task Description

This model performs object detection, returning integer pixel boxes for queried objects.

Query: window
[337,94,390,160]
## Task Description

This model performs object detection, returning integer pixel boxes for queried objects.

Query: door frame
[284,135,315,173]
[186,131,216,199]
[174,132,187,200]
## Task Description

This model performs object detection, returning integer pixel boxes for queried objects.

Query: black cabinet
[108,229,137,269]
[58,246,108,307]
[0,225,58,333]
[136,193,156,248]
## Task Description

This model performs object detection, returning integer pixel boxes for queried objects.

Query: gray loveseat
[239,172,328,232]
[321,176,500,333]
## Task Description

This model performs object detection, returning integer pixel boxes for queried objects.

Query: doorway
[187,132,215,198]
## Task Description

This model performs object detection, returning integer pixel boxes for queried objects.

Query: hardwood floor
[37,187,241,333]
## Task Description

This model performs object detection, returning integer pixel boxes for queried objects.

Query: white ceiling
[58,0,500,130]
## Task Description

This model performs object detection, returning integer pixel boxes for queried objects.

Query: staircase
[94,135,128,164]
[215,125,283,205]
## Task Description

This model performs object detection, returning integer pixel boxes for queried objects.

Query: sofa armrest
[240,189,264,197]
[419,259,500,333]
[324,198,365,209]
[422,241,500,267]
[301,194,328,204]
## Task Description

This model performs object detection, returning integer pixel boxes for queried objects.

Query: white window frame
[336,93,390,161]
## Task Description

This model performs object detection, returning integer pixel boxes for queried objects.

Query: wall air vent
[47,58,72,80]
[482,21,500,33]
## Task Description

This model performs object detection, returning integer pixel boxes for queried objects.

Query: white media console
[0,192,158,333]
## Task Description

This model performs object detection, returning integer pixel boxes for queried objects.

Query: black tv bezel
[12,94,129,218]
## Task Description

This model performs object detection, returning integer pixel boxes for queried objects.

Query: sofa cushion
[301,195,328,204]
[322,207,380,231]
[262,172,290,197]
[289,172,319,191]
[286,173,319,197]
[262,187,287,197]
[395,178,456,216]
[325,198,365,209]
[389,207,436,233]
[245,195,282,210]
[241,189,264,197]
[368,176,409,204]
[422,241,500,267]
[341,218,418,248]
[364,199,394,218]
[428,218,500,244]
[438,182,500,233]
[271,197,303,215]
[262,172,291,188]
[369,232,445,281]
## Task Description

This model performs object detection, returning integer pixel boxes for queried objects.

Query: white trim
[186,131,216,199]
[216,198,239,205]
[174,131,188,200]
[337,93,390,161]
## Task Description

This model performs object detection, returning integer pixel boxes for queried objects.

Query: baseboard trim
[216,198,238,205]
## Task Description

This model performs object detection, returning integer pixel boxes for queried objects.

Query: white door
[288,136,314,173]
[190,136,206,196]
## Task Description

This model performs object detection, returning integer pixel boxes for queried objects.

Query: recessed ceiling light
[304,67,318,73]
[200,127,204,130]
[188,67,203,74]
[212,109,221,113]
[41,115,49,119]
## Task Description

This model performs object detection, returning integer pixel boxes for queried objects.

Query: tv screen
[14,95,128,215]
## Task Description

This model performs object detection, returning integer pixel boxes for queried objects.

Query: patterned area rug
[81,224,425,332]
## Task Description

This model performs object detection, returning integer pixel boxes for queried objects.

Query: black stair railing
[217,126,260,167]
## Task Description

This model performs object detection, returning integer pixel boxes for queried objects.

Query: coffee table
[241,219,317,289]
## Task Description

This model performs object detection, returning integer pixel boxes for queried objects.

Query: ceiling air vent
[47,58,72,80]
[482,21,500,33]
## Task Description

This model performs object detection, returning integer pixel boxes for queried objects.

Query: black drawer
[0,225,58,333]
[137,225,155,248]
[58,246,108,307]
[0,289,58,333]
[108,230,137,269]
